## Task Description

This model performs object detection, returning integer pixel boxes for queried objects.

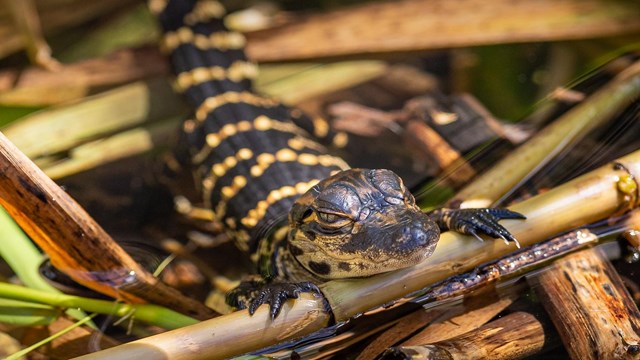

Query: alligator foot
[427,208,526,247]
[226,280,324,319]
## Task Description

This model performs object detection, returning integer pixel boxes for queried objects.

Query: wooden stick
[401,297,517,347]
[0,131,215,320]
[529,248,640,359]
[245,0,640,61]
[404,121,463,170]
[357,294,518,360]
[415,227,600,303]
[355,308,446,360]
[381,311,554,360]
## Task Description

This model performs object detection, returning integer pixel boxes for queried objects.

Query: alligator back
[155,0,348,254]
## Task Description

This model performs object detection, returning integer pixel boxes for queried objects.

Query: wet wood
[355,309,443,360]
[245,0,640,61]
[404,94,504,154]
[419,228,599,303]
[368,227,602,356]
[0,132,215,320]
[357,295,516,360]
[328,91,495,184]
[529,248,640,359]
[404,120,475,185]
[401,296,517,347]
[405,121,463,171]
[381,311,552,360]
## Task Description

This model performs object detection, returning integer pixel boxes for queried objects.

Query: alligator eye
[302,208,314,219]
[317,211,340,223]
[385,196,403,205]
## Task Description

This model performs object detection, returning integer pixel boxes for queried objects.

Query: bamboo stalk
[74,293,329,360]
[529,248,640,359]
[380,311,552,360]
[450,60,640,208]
[0,131,215,320]
[40,117,179,180]
[78,148,640,359]
[2,60,385,167]
[256,61,387,104]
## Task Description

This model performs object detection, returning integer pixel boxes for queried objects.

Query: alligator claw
[429,208,525,246]
[227,280,322,319]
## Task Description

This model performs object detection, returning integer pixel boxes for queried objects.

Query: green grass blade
[0,298,59,326]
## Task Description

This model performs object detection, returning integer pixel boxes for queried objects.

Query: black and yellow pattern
[156,0,348,258]
[157,1,525,319]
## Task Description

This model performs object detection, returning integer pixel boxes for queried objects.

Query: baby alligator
[155,0,525,318]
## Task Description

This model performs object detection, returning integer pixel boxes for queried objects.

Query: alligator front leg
[426,208,526,247]
[226,278,326,319]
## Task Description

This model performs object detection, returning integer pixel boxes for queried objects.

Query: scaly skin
[156,0,525,319]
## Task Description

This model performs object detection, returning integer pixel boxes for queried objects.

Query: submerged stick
[529,248,640,359]
[79,148,640,359]
[0,131,215,320]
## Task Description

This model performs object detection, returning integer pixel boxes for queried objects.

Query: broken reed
[78,148,640,360]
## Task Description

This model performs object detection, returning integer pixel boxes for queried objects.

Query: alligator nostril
[403,226,411,237]
[411,225,429,245]
[413,231,428,245]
